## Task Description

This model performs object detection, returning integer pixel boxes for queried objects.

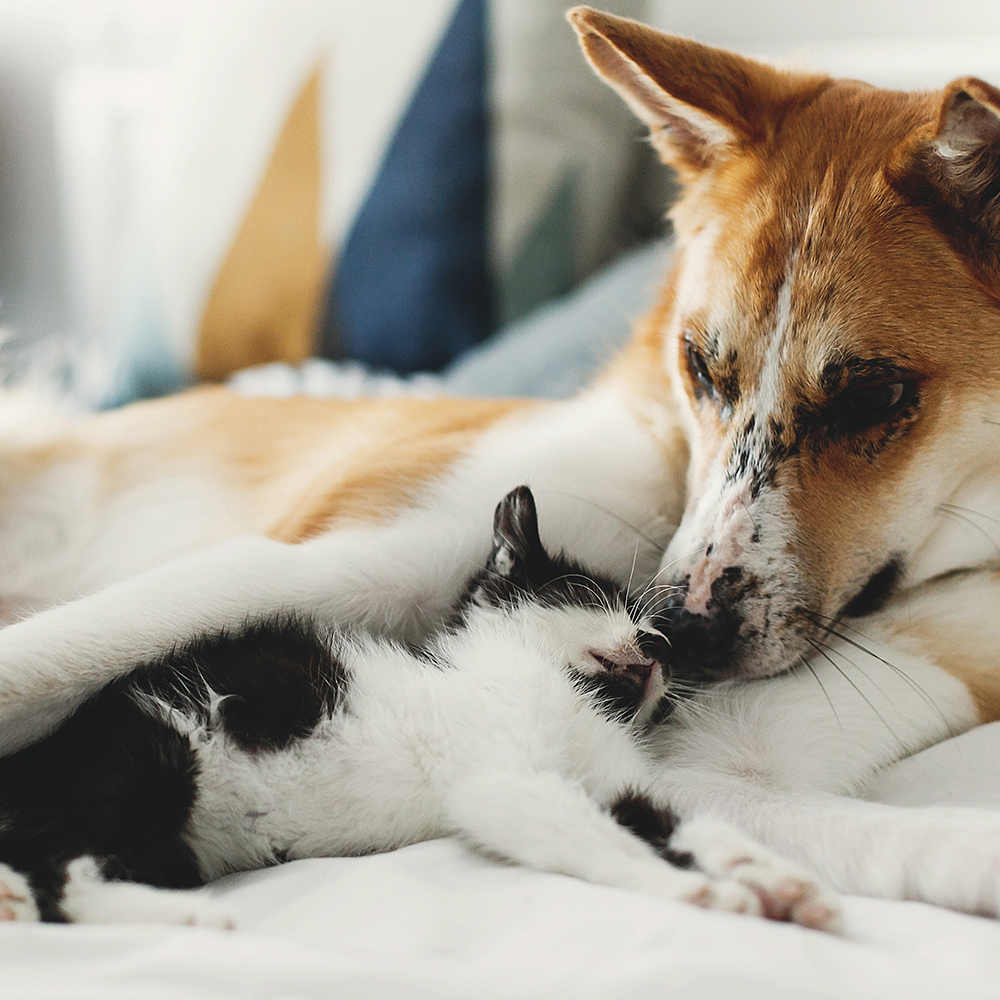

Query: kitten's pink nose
[590,652,656,689]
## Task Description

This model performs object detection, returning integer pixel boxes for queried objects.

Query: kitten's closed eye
[574,630,670,725]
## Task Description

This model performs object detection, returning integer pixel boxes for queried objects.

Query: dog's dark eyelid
[846,381,904,413]
[836,374,916,430]
[684,339,715,397]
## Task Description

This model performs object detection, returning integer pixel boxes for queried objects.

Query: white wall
[649,0,1000,89]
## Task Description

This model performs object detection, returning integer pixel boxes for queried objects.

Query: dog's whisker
[530,488,669,552]
[804,611,958,737]
[804,635,905,749]
[799,653,843,733]
[936,504,1000,560]
[738,497,759,535]
[811,635,895,709]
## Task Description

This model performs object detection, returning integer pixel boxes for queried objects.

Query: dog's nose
[657,603,742,681]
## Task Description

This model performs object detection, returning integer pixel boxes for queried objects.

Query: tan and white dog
[0,7,999,916]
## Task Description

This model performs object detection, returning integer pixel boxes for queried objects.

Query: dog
[0,6,998,916]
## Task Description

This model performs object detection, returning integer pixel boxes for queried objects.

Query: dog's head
[571,7,1000,680]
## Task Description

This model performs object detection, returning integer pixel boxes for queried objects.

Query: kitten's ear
[489,486,546,578]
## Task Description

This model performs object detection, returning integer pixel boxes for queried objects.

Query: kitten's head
[462,486,673,726]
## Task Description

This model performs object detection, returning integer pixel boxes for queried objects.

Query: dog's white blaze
[660,251,799,620]
[755,263,796,423]
[666,475,756,617]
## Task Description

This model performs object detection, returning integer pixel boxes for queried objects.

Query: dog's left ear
[897,77,1000,231]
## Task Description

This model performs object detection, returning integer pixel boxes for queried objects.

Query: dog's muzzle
[657,594,745,682]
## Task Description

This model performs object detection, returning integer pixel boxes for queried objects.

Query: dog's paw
[0,865,39,923]
[680,873,763,916]
[670,818,842,932]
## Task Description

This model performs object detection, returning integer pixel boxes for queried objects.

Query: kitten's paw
[61,857,236,928]
[150,894,236,930]
[671,818,842,932]
[0,865,38,923]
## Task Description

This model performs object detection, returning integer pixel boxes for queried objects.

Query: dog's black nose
[656,603,742,682]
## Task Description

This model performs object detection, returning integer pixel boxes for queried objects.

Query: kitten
[0,487,838,930]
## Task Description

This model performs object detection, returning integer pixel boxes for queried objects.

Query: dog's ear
[567,6,824,176]
[910,78,1000,226]
[886,77,1000,282]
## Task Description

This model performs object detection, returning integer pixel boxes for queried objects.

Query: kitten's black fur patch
[0,680,203,917]
[571,669,653,724]
[0,617,347,918]
[142,616,348,753]
[609,790,695,870]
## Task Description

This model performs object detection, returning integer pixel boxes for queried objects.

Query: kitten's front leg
[0,858,235,927]
[0,865,38,921]
[444,769,840,928]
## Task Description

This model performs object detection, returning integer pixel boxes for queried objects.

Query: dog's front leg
[0,515,486,755]
[650,609,1000,914]
[655,770,1000,916]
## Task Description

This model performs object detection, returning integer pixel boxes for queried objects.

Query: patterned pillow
[44,0,652,404]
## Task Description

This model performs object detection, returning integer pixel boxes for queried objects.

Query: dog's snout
[657,601,743,681]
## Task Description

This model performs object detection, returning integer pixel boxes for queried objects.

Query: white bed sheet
[5,723,1000,1000]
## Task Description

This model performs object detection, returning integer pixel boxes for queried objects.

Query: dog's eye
[685,340,715,398]
[842,378,911,426]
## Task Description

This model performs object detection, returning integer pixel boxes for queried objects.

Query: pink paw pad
[0,881,27,921]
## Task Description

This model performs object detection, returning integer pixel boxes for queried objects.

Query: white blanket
[5,723,1000,1000]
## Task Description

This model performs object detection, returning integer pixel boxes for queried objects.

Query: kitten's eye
[684,340,715,399]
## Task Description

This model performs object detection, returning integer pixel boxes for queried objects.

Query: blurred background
[0,0,997,407]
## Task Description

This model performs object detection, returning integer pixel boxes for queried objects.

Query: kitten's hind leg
[445,769,763,917]
[57,857,235,928]
[0,864,39,922]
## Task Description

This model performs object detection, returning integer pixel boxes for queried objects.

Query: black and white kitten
[0,487,838,930]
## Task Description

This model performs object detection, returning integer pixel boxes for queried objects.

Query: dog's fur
[0,7,999,915]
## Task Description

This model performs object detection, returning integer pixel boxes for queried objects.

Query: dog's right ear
[567,6,826,177]
[909,78,1000,226]
[885,77,1000,284]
